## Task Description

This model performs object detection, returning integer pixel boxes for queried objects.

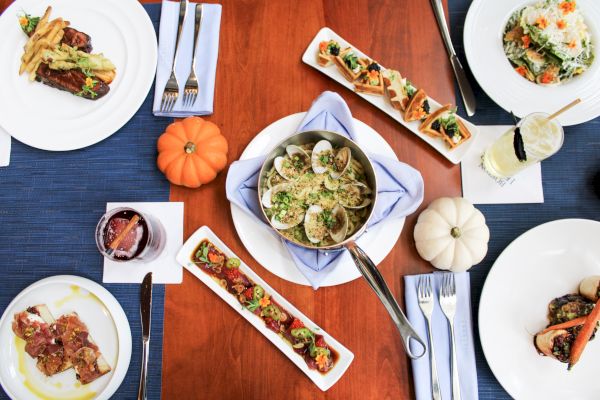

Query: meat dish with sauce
[191,239,338,373]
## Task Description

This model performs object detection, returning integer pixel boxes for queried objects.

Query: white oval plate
[464,0,600,126]
[479,219,600,400]
[176,225,354,391]
[230,112,405,287]
[0,275,132,400]
[0,0,157,151]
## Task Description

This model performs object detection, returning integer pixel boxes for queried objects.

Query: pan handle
[346,241,426,359]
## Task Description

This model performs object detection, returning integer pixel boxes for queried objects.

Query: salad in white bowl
[503,0,594,85]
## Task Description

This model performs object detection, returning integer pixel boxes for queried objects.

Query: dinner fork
[417,275,442,400]
[182,4,203,108]
[160,0,188,113]
[440,273,461,400]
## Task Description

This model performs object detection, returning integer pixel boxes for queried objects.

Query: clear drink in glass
[482,112,564,178]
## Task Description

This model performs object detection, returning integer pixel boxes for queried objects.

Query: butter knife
[430,0,476,116]
[137,272,153,400]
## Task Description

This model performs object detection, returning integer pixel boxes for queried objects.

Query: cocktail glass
[482,112,564,178]
[95,207,166,262]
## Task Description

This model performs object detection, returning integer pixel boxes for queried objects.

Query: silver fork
[417,275,442,400]
[440,273,461,400]
[160,0,188,113]
[182,4,202,108]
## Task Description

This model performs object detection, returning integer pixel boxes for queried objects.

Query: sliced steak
[60,27,92,53]
[36,63,109,100]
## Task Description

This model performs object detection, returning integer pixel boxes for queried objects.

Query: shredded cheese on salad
[503,0,593,85]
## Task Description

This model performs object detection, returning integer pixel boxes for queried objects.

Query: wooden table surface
[0,0,461,398]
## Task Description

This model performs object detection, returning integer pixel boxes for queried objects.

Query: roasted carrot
[569,298,600,369]
[541,316,587,334]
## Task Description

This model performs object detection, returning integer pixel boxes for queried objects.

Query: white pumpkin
[414,197,490,272]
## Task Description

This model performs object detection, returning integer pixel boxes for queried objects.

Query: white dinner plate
[0,0,157,150]
[464,0,600,126]
[302,27,479,164]
[230,112,405,287]
[0,275,132,400]
[479,219,600,400]
[176,226,354,391]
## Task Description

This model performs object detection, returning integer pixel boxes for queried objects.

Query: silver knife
[430,0,477,117]
[137,272,153,400]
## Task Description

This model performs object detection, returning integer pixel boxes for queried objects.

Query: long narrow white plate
[176,226,354,391]
[479,219,600,399]
[0,275,132,400]
[0,0,157,151]
[302,27,479,165]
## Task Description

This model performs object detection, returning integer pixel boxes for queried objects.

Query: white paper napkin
[0,127,11,167]
[153,1,222,117]
[461,125,543,204]
[102,202,184,284]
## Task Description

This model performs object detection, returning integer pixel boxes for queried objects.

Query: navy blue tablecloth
[0,4,169,400]
[450,1,600,399]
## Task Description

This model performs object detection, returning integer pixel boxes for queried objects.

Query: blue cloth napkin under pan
[153,1,221,117]
[226,91,424,289]
[404,272,478,400]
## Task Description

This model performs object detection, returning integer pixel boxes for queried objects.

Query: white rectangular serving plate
[302,27,479,164]
[176,225,354,391]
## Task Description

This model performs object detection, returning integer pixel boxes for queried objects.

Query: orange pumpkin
[157,117,228,188]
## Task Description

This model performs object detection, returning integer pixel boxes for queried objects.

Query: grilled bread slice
[355,62,384,95]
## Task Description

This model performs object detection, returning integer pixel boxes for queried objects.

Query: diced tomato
[556,19,567,30]
[289,318,304,330]
[243,287,254,300]
[540,71,555,84]
[515,65,528,77]
[315,335,327,348]
[223,268,240,281]
[319,41,327,52]
[521,35,531,49]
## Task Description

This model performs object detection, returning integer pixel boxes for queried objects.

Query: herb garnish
[77,74,98,98]
[18,12,39,34]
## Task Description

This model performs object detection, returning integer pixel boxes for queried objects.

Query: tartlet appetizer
[317,40,341,67]
[404,89,430,122]
[420,104,471,149]
[333,48,367,82]
[382,69,417,111]
[354,61,384,95]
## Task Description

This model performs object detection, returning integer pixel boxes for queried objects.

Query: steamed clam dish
[261,140,372,247]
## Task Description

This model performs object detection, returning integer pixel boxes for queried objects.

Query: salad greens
[503,0,593,84]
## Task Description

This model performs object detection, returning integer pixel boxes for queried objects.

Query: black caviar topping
[329,44,340,56]
[431,120,441,132]
[422,100,430,114]
[367,62,380,72]
[445,125,457,138]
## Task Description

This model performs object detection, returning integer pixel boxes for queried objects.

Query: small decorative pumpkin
[157,117,228,188]
[413,197,489,272]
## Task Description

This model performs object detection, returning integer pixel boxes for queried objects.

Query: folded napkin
[0,127,10,167]
[226,91,424,289]
[153,1,222,117]
[404,272,478,400]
